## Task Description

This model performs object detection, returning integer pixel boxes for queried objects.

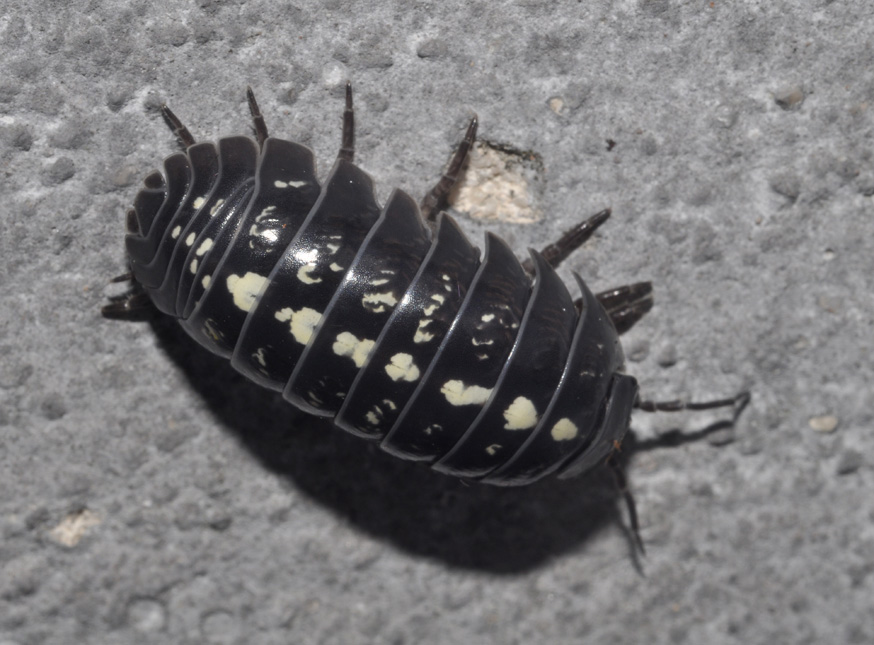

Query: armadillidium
[105,84,747,507]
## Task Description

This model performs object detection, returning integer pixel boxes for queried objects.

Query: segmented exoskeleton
[105,85,748,550]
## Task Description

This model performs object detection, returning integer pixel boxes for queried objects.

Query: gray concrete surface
[2,1,873,643]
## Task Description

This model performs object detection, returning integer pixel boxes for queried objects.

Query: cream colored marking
[201,275,211,288]
[413,319,435,343]
[329,234,342,240]
[193,196,206,209]
[432,294,445,304]
[253,347,267,367]
[440,380,493,406]
[551,418,579,441]
[383,399,397,411]
[226,272,268,312]
[185,232,196,246]
[365,411,380,425]
[332,332,375,368]
[370,278,389,286]
[171,225,182,239]
[275,306,322,345]
[422,304,439,316]
[257,205,277,220]
[481,313,495,323]
[476,353,488,360]
[308,391,324,406]
[274,179,309,189]
[385,353,420,382]
[326,243,340,254]
[441,274,451,281]
[362,292,398,313]
[297,263,322,284]
[209,199,225,215]
[485,444,501,456]
[329,262,344,272]
[503,397,539,430]
[195,238,213,256]
[189,259,198,274]
[472,338,494,346]
[202,319,223,342]
[423,423,442,435]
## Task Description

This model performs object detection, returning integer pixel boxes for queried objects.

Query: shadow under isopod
[146,314,626,574]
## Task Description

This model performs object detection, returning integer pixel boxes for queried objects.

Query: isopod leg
[635,390,751,415]
[595,281,654,334]
[338,81,354,162]
[246,86,269,148]
[420,115,479,223]
[101,290,155,320]
[161,104,196,148]
[607,454,645,556]
[521,208,612,273]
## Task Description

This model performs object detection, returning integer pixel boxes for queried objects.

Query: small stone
[836,450,863,476]
[48,509,100,547]
[41,157,75,185]
[547,96,566,115]
[127,598,166,632]
[416,38,448,59]
[773,86,804,110]
[626,339,650,363]
[809,415,838,433]
[657,344,678,367]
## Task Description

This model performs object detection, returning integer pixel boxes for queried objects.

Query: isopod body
[111,86,667,487]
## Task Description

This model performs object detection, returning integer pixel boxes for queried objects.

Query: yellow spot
[481,313,495,322]
[413,319,434,343]
[195,238,213,256]
[385,353,420,382]
[329,262,344,272]
[226,272,268,312]
[440,380,493,406]
[362,291,398,313]
[365,411,380,425]
[202,319,223,342]
[185,232,196,246]
[171,225,182,239]
[201,275,211,288]
[297,263,322,284]
[485,444,501,456]
[275,306,322,345]
[209,199,225,215]
[253,347,267,366]
[274,179,309,189]
[326,243,340,254]
[189,259,198,274]
[193,196,206,209]
[472,338,494,346]
[503,397,539,430]
[551,418,579,441]
[370,278,389,286]
[332,332,375,368]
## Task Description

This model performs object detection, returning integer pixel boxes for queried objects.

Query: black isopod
[104,84,748,547]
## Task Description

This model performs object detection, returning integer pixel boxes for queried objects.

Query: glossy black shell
[123,128,638,486]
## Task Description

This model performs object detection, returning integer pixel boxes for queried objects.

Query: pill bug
[104,85,748,547]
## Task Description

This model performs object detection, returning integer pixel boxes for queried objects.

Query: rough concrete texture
[1,1,873,643]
